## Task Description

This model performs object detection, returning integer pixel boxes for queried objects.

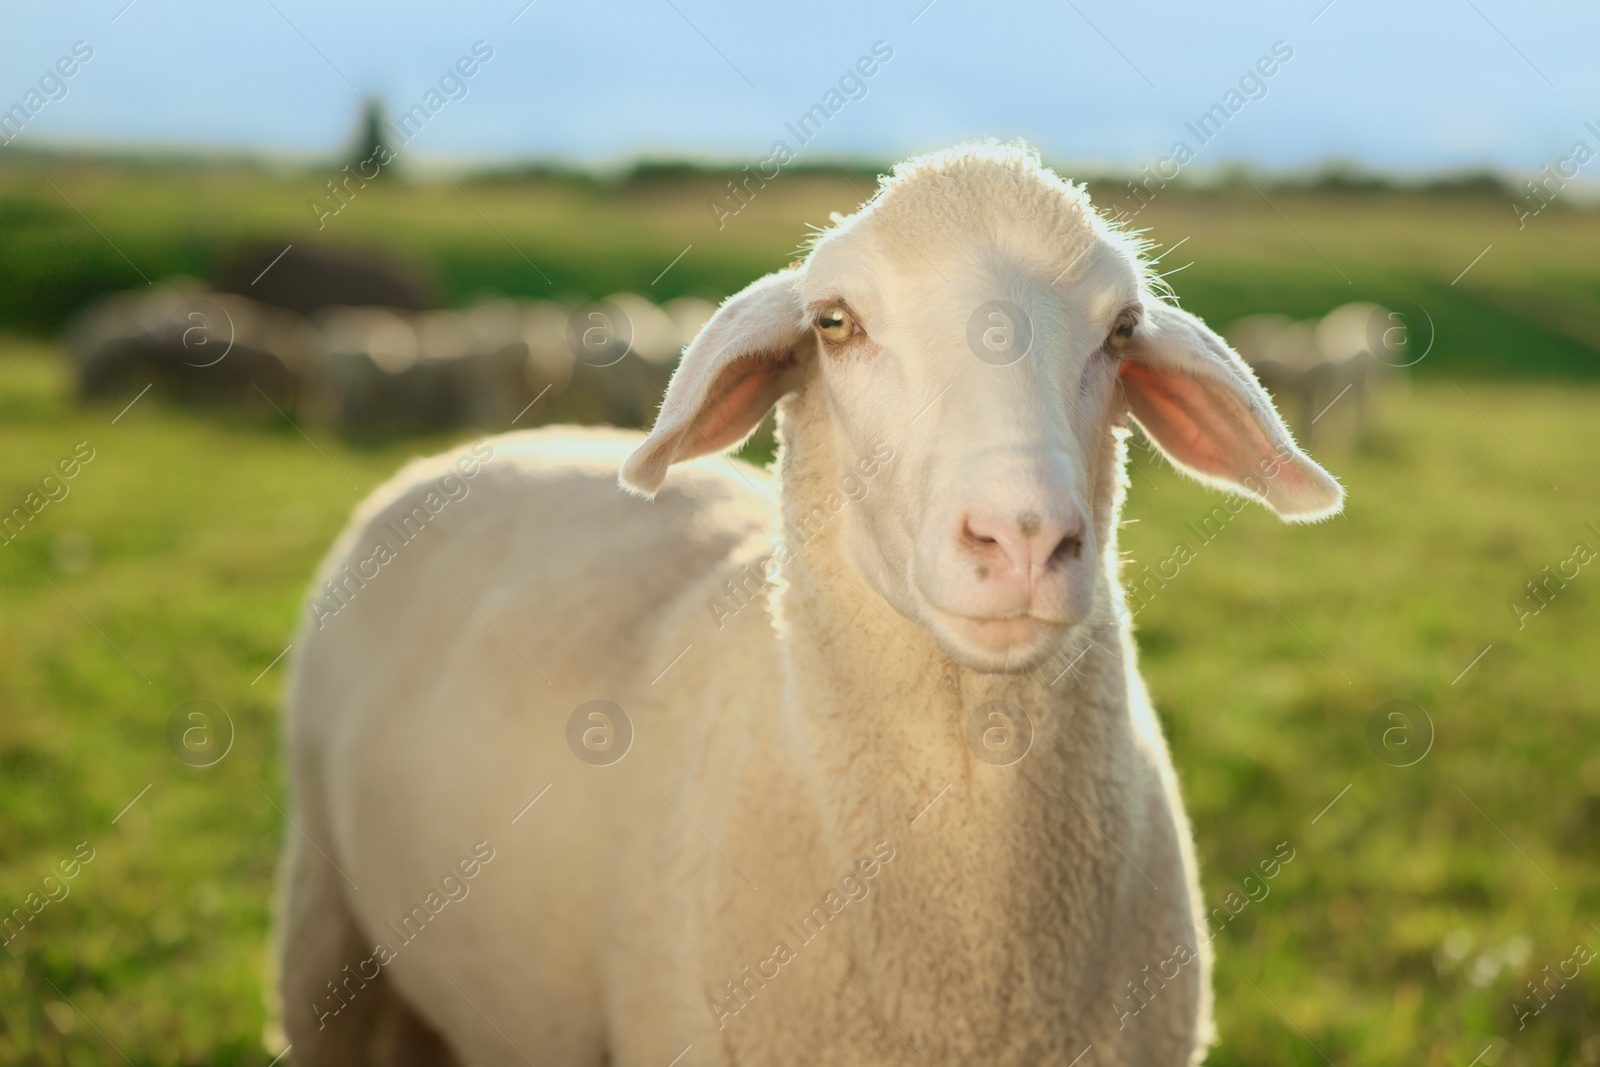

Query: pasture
[0,158,1597,1065]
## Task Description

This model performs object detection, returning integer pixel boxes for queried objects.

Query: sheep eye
[816,304,855,345]
[1107,309,1139,350]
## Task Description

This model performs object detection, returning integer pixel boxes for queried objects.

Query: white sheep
[276,142,1342,1067]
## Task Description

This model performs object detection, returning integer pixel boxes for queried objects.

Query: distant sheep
[67,286,712,436]
[310,305,529,434]
[1229,301,1391,442]
[277,142,1342,1066]
[69,280,311,406]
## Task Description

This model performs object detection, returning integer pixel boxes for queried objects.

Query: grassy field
[0,336,1596,1065]
[1,153,1598,1064]
[1,152,1598,380]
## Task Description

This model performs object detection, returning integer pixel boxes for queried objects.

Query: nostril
[1047,532,1084,568]
[961,519,999,548]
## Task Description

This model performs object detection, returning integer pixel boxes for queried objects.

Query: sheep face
[791,199,1140,673]
[623,144,1344,674]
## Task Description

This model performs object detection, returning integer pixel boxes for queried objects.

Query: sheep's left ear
[620,267,809,496]
[1117,300,1344,521]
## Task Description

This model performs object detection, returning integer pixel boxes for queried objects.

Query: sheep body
[281,427,775,1063]
[281,419,1208,1066]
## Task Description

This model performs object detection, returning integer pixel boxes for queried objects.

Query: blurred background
[1,1,1597,1064]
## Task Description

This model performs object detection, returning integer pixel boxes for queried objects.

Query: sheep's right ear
[620,267,809,496]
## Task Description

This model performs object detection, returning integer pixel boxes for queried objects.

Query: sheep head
[622,142,1342,673]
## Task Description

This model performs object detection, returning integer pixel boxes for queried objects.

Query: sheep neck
[768,385,1135,850]
[759,387,1152,1020]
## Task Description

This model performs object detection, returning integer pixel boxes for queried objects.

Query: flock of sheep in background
[63,243,1395,442]
[1228,300,1403,443]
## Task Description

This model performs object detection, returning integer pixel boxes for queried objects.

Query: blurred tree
[347,96,395,172]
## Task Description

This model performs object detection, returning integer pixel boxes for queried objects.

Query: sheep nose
[958,508,1084,591]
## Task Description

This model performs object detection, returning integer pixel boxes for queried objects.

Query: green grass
[1121,384,1600,1065]
[0,335,1596,1064]
[0,342,466,1064]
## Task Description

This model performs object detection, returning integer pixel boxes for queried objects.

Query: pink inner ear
[670,351,794,462]
[1118,359,1304,493]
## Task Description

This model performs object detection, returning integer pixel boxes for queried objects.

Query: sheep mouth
[921,603,1072,666]
[901,561,1079,670]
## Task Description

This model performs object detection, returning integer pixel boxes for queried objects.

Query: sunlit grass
[0,335,1595,1063]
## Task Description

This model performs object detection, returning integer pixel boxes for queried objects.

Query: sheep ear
[1117,300,1343,522]
[619,267,809,496]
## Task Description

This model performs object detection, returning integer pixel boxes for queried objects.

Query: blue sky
[2,0,1597,174]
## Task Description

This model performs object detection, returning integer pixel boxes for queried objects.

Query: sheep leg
[279,819,460,1067]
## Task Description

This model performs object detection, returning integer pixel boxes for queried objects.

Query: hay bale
[212,242,438,315]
